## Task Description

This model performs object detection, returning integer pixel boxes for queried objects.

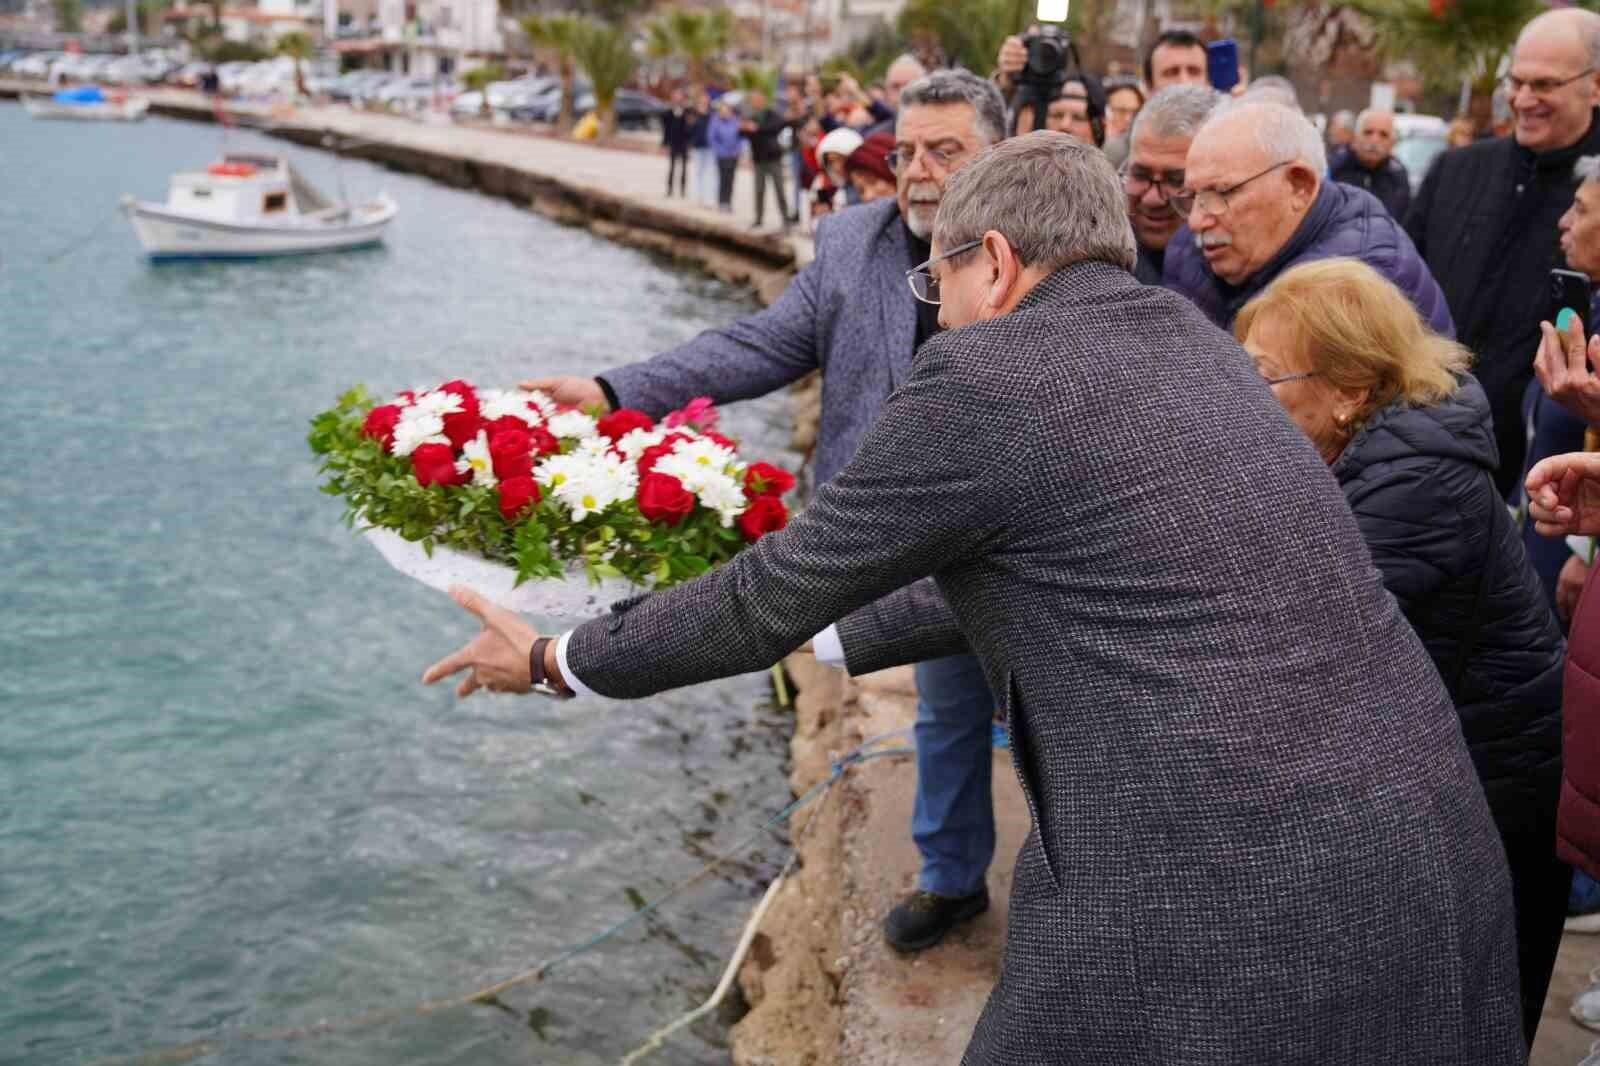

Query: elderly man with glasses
[1119,84,1222,285]
[520,69,1017,955]
[1408,7,1600,497]
[1162,98,1451,337]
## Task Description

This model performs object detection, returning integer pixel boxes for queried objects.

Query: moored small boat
[23,85,149,121]
[120,153,398,260]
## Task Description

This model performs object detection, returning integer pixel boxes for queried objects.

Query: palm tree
[1354,0,1542,95]
[733,63,776,97]
[461,62,506,118]
[275,30,314,99]
[569,16,637,139]
[522,13,583,130]
[897,0,1033,75]
[667,8,732,86]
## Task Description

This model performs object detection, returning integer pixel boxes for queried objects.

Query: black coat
[661,106,696,154]
[1329,146,1411,220]
[1405,114,1600,495]
[1331,375,1564,839]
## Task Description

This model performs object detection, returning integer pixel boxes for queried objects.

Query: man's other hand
[1527,451,1600,537]
[422,585,539,698]
[517,376,610,410]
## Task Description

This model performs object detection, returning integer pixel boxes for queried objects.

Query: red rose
[361,404,402,448]
[743,462,795,498]
[488,428,534,480]
[436,381,482,448]
[528,424,560,456]
[484,414,530,438]
[412,442,467,487]
[636,472,696,526]
[597,408,655,442]
[497,476,540,520]
[738,495,788,542]
[637,433,691,476]
[703,431,737,450]
[437,379,478,410]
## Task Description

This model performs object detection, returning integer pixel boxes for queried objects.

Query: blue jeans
[912,653,997,897]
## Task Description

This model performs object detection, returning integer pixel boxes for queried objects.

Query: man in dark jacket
[1330,108,1411,219]
[1124,84,1221,285]
[1407,7,1600,496]
[740,88,791,231]
[660,89,695,198]
[1165,99,1452,334]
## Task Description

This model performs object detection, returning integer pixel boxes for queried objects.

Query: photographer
[993,24,1106,144]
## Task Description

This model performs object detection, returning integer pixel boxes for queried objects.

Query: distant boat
[120,154,398,260]
[24,85,149,121]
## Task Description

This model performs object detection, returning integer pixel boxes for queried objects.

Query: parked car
[13,52,62,78]
[167,60,214,88]
[1393,113,1450,194]
[374,76,456,111]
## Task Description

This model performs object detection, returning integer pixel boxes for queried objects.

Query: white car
[13,52,61,78]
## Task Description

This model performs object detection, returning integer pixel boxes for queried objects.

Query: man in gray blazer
[431,132,1524,1062]
[522,69,1011,952]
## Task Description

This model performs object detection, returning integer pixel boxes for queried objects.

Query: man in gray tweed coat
[430,132,1524,1061]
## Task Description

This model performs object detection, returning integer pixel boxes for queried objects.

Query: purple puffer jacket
[1163,180,1455,338]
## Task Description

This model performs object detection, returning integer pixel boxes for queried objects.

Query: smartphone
[1550,268,1592,334]
[1207,39,1240,93]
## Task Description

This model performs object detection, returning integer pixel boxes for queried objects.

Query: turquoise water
[1,104,798,1065]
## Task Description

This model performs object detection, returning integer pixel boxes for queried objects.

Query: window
[263,191,288,213]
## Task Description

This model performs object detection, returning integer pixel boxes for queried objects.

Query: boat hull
[122,197,397,259]
[23,96,149,121]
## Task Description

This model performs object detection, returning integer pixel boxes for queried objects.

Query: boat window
[192,187,211,198]
[263,191,288,213]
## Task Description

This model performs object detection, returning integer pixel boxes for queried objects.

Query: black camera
[1022,25,1070,96]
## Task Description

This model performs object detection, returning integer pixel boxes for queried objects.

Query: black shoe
[882,887,989,953]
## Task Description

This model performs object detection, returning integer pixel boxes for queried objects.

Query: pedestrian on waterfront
[661,89,694,199]
[1237,257,1568,1048]
[1123,84,1222,285]
[518,70,1015,956]
[708,99,742,213]
[1407,7,1600,496]
[1329,108,1411,219]
[1163,100,1451,335]
[842,131,897,204]
[689,87,715,205]
[431,132,1526,1065]
[740,88,792,232]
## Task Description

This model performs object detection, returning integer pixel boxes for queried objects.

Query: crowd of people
[422,5,1600,1062]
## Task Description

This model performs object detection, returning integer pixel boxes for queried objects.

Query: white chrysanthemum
[537,449,636,521]
[479,389,546,427]
[614,427,666,462]
[577,436,613,457]
[411,390,465,417]
[654,439,737,494]
[547,410,598,440]
[391,411,447,457]
[696,472,749,527]
[522,389,558,417]
[460,431,497,488]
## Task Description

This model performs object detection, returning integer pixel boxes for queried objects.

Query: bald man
[1330,108,1411,219]
[1408,7,1600,497]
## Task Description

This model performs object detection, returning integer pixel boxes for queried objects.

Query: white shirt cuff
[1568,536,1595,563]
[811,624,846,667]
[554,630,600,699]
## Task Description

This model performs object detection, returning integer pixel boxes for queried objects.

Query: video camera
[1014,1,1105,141]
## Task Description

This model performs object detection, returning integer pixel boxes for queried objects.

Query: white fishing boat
[23,85,149,121]
[120,154,397,260]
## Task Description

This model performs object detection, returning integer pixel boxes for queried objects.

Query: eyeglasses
[1502,68,1595,97]
[1263,370,1320,386]
[906,239,983,305]
[1122,166,1186,203]
[887,142,966,174]
[1172,161,1291,218]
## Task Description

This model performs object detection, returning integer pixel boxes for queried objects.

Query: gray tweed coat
[567,262,1524,1064]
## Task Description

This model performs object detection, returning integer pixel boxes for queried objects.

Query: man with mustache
[1123,84,1222,285]
[1407,8,1600,496]
[520,70,1015,954]
[1163,99,1451,336]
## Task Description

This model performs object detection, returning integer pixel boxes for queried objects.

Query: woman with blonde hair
[1237,256,1567,1048]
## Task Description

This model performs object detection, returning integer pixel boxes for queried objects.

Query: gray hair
[888,53,927,77]
[1245,75,1303,112]
[1355,107,1393,130]
[934,131,1137,273]
[899,69,1008,146]
[1130,84,1224,150]
[1577,155,1600,183]
[1201,99,1328,179]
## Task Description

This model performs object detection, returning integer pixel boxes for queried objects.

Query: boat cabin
[164,154,341,225]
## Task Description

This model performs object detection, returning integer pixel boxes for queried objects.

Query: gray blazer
[603,197,917,485]
[567,263,1522,1063]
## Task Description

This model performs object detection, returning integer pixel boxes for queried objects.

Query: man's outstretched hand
[1533,314,1600,426]
[1526,451,1600,537]
[422,586,539,698]
[517,375,610,410]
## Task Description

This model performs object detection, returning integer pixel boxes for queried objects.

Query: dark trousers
[666,149,688,197]
[1501,819,1572,1047]
[752,159,789,225]
[715,157,738,209]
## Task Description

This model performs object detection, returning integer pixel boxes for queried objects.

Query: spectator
[843,130,897,202]
[1326,108,1355,151]
[519,70,1015,956]
[1241,74,1300,111]
[1406,7,1600,496]
[1237,258,1567,1048]
[1329,108,1411,219]
[1124,84,1223,284]
[1164,100,1451,334]
[1144,28,1209,91]
[688,88,715,205]
[740,88,792,232]
[1101,77,1145,166]
[1448,116,1476,148]
[661,89,694,199]
[708,99,743,213]
[865,53,927,136]
[1014,77,1104,146]
[813,126,864,207]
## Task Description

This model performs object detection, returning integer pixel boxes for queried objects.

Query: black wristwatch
[529,636,575,700]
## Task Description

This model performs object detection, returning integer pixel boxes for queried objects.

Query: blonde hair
[1234,258,1470,427]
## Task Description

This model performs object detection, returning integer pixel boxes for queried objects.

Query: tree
[1354,0,1542,96]
[461,62,507,118]
[733,62,776,97]
[51,0,82,33]
[275,30,314,99]
[522,13,582,130]
[896,0,1032,76]
[645,7,732,86]
[569,16,637,138]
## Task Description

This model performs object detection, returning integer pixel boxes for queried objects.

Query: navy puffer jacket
[1332,374,1563,838]
[1164,180,1454,337]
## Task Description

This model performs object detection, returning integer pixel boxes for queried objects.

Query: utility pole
[1249,0,1264,78]
[125,0,137,54]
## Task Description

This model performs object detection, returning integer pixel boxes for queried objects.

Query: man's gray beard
[905,206,936,239]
